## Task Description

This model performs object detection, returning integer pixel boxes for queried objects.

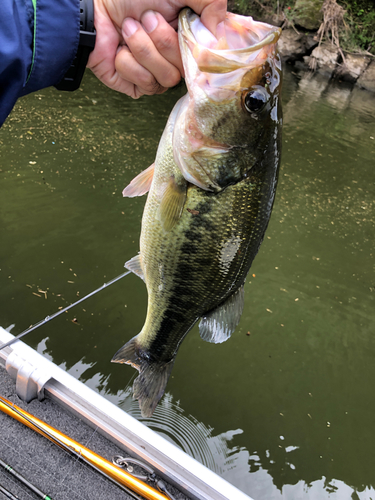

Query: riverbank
[229,0,375,92]
[278,29,375,92]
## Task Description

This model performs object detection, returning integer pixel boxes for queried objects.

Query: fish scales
[113,9,282,417]
[142,183,267,356]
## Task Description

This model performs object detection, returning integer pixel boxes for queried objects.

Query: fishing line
[0,399,176,500]
[0,375,132,496]
[0,431,133,500]
[0,268,156,499]
[82,425,98,450]
[57,425,99,487]
[0,407,102,497]
[0,270,131,351]
[56,447,144,500]
[0,376,146,499]
[0,435,87,500]
[0,398,165,500]
[123,371,137,394]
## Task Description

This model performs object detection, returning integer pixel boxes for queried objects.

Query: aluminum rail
[0,327,253,500]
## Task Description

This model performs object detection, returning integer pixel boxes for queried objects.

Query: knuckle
[150,80,165,94]
[215,0,227,11]
[155,30,177,53]
[160,68,181,88]
[138,83,160,96]
[138,71,158,91]
[134,42,153,61]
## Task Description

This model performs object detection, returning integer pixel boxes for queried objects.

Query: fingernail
[123,18,139,37]
[141,10,159,34]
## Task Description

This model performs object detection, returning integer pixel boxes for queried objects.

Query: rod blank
[0,396,169,500]
[0,483,19,500]
[0,458,52,500]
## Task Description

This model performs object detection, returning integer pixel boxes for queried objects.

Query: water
[1,67,374,499]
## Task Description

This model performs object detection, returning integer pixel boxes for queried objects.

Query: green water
[1,68,374,499]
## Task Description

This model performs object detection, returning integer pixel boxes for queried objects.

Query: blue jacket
[0,0,80,126]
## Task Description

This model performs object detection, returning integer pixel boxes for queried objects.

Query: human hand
[87,0,227,98]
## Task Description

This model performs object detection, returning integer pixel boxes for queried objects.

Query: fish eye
[243,89,268,113]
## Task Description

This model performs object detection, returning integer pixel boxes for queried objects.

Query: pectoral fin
[157,176,187,232]
[122,164,155,197]
[125,254,145,282]
[199,285,245,344]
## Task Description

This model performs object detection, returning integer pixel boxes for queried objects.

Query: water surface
[1,67,374,499]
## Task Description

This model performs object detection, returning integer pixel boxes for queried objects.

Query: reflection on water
[1,67,375,499]
[120,390,375,500]
[121,388,245,474]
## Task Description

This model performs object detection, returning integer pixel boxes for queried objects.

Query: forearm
[0,0,80,126]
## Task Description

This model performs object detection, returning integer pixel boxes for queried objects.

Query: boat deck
[0,327,252,500]
[0,365,186,500]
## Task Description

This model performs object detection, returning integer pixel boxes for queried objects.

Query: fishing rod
[0,458,52,500]
[0,483,19,500]
[0,396,171,500]
[0,270,131,352]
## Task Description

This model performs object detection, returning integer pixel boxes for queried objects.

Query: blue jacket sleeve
[0,0,80,126]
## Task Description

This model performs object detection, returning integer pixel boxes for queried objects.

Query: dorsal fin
[199,285,245,343]
[123,164,155,198]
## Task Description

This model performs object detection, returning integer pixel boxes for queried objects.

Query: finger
[90,43,147,98]
[200,0,227,35]
[115,45,168,97]
[122,18,182,89]
[175,0,227,36]
[141,11,184,76]
[87,5,121,83]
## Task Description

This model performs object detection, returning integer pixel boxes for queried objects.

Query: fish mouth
[179,9,282,74]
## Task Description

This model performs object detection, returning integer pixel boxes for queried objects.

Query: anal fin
[125,254,145,282]
[123,163,155,198]
[112,335,141,369]
[199,285,245,344]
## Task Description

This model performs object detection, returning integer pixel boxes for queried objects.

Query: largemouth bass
[113,9,282,417]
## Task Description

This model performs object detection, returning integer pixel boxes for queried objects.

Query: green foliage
[231,0,297,19]
[338,0,375,54]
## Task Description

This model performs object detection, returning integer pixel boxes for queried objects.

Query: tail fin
[112,336,174,417]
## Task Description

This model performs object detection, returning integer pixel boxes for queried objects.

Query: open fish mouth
[179,9,282,75]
